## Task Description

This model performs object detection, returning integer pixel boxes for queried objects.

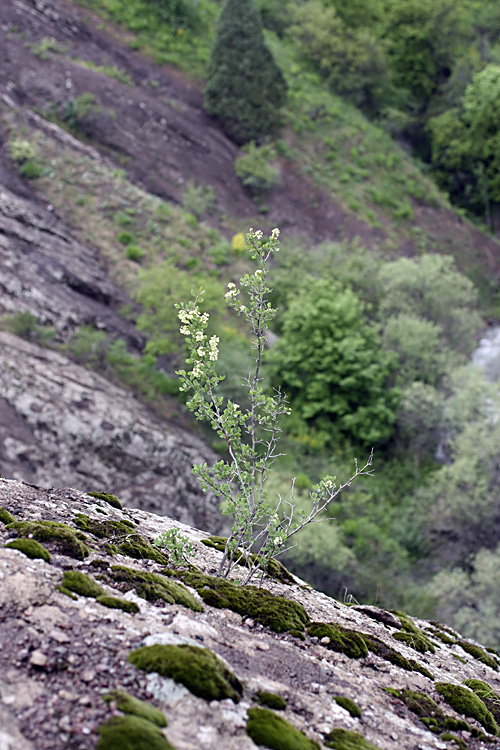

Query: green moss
[129,644,242,702]
[308,622,368,659]
[62,570,105,598]
[246,707,320,750]
[436,682,498,735]
[73,514,168,563]
[201,536,295,584]
[97,716,174,750]
[4,538,51,562]
[56,585,78,600]
[392,630,436,654]
[88,491,123,509]
[96,595,139,613]
[6,520,89,559]
[439,734,467,750]
[463,680,500,725]
[458,641,498,670]
[393,688,475,735]
[334,696,361,718]
[426,628,456,645]
[289,629,306,640]
[392,610,420,633]
[109,566,203,612]
[0,507,16,525]
[175,570,308,633]
[103,690,166,727]
[451,654,467,664]
[256,692,287,710]
[324,728,379,749]
[364,634,434,679]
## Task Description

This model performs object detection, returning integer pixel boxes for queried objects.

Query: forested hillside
[2,0,500,650]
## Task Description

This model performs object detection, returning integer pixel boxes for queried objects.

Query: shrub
[181,181,216,219]
[204,0,287,144]
[234,143,281,197]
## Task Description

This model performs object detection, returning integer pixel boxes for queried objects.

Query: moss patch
[389,611,436,654]
[256,692,287,710]
[108,565,203,612]
[464,679,500,725]
[73,514,168,563]
[201,536,296,584]
[436,682,498,735]
[88,491,123,509]
[458,641,498,670]
[62,570,105,598]
[334,696,361,718]
[364,634,434,679]
[96,715,174,750]
[308,622,368,659]
[129,644,242,702]
[425,627,456,646]
[0,507,16,525]
[103,690,166,727]
[174,570,308,633]
[6,520,89,559]
[439,734,467,750]
[324,728,379,749]
[56,585,78,600]
[4,538,50,562]
[96,595,139,613]
[246,707,320,750]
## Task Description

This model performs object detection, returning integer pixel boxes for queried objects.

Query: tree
[204,0,287,144]
[268,277,399,448]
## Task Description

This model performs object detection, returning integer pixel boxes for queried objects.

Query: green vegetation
[389,688,476,735]
[107,565,203,612]
[175,569,308,633]
[103,691,167,726]
[334,696,361,719]
[457,641,498,670]
[308,621,368,659]
[204,0,287,143]
[61,570,105,598]
[73,513,169,563]
[6,521,89,560]
[256,692,287,710]
[0,508,16,525]
[246,707,320,750]
[435,682,498,735]
[363,635,434,679]
[87,492,123,509]
[4,538,51,562]
[97,715,174,750]
[95,595,140,613]
[324,728,379,750]
[234,143,281,198]
[128,644,243,701]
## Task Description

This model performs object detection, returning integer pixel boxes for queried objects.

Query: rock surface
[1,477,500,750]
[0,333,222,531]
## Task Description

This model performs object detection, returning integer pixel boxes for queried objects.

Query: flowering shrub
[176,228,373,582]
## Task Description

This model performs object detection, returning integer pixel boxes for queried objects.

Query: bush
[234,143,281,197]
[125,245,144,261]
[61,92,117,139]
[204,0,287,144]
[9,139,38,164]
[181,181,216,219]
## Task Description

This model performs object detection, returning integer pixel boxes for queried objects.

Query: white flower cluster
[322,477,336,492]
[271,228,280,239]
[225,282,239,301]
[208,335,219,361]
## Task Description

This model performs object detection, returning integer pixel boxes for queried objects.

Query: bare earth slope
[1,479,500,750]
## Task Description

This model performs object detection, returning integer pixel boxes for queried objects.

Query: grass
[73,58,134,85]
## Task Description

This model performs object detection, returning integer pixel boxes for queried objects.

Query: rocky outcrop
[1,478,500,750]
[0,332,222,531]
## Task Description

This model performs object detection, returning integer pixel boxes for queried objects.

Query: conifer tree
[204,0,287,144]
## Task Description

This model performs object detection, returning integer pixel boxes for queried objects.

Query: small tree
[204,0,287,145]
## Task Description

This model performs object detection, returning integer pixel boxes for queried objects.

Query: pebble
[30,650,48,667]
[256,642,269,651]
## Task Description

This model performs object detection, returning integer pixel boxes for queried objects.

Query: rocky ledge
[1,477,500,750]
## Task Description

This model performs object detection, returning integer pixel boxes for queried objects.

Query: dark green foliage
[88,491,123,509]
[62,570,105,598]
[4,538,51,562]
[96,595,139,613]
[129,644,243,702]
[246,707,320,750]
[204,0,287,144]
[175,570,308,633]
[436,682,498,735]
[200,537,295,584]
[6,521,89,560]
[73,514,168,564]
[268,278,398,447]
[363,635,434,679]
[334,696,361,718]
[458,641,498,670]
[0,507,16,525]
[464,680,500,725]
[324,728,379,749]
[96,715,174,750]
[108,565,203,612]
[392,630,435,654]
[307,622,368,659]
[256,692,287,710]
[103,690,167,726]
[392,689,472,735]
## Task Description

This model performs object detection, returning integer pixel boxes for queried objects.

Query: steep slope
[2,478,500,750]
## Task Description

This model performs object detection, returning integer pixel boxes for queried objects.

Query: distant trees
[204,0,287,144]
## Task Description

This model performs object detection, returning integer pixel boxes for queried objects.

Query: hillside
[2,478,500,750]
